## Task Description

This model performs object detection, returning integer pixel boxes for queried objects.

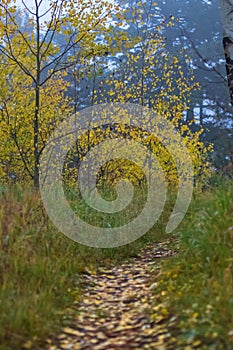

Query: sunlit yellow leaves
[0,0,211,188]
[0,0,124,184]
[0,64,71,182]
[91,0,211,188]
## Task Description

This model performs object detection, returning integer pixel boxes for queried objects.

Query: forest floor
[44,239,178,350]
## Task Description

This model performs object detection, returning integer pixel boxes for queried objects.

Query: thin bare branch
[40,10,110,78]
[3,26,36,82]
[180,25,227,82]
[5,8,37,57]
[40,1,65,58]
[21,0,36,16]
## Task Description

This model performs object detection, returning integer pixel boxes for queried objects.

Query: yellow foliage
[90,1,211,187]
[0,0,211,188]
[0,62,72,182]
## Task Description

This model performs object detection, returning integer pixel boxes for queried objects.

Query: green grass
[0,184,168,350]
[152,177,233,349]
[1,179,232,349]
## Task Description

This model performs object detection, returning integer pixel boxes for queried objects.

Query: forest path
[45,239,178,350]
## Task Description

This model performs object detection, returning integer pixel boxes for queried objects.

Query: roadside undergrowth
[151,178,233,349]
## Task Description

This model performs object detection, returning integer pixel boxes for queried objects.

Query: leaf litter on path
[44,239,178,350]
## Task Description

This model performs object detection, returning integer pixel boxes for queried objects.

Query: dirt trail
[45,240,178,350]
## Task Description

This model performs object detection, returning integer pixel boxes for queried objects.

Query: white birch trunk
[219,0,233,106]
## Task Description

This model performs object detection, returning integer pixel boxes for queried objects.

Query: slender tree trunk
[34,84,40,188]
[34,1,41,188]
[219,0,233,106]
